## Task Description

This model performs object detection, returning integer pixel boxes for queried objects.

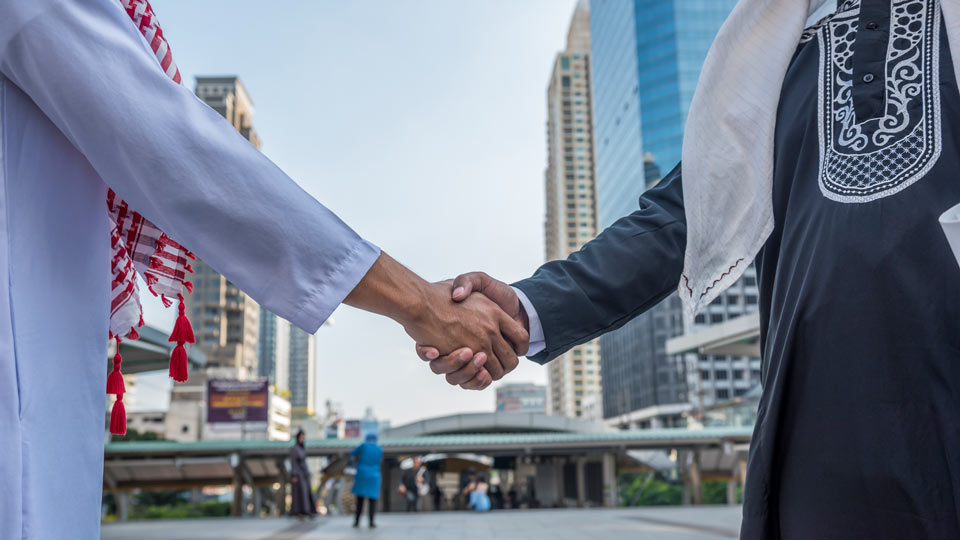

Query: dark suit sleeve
[513,164,686,364]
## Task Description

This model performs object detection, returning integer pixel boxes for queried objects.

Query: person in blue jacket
[350,433,383,528]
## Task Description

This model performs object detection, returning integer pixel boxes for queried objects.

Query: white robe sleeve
[0,0,380,333]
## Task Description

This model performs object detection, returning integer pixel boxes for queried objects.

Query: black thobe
[289,444,317,517]
[514,0,960,537]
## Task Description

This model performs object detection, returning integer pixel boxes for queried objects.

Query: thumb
[451,272,491,302]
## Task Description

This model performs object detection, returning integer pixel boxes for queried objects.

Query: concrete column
[727,480,737,506]
[253,487,263,517]
[117,491,130,522]
[275,458,288,516]
[602,453,617,507]
[738,457,748,490]
[575,457,586,508]
[554,461,565,507]
[231,469,244,517]
[689,451,703,506]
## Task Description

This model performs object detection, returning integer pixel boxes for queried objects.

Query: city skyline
[135,0,578,424]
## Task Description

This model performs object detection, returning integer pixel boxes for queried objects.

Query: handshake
[409,272,529,391]
[345,254,531,391]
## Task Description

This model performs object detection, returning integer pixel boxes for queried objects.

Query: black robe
[289,444,316,517]
[515,0,960,537]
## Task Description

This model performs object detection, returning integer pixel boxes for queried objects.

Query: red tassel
[110,395,127,435]
[169,343,188,382]
[127,326,140,341]
[107,336,125,394]
[169,295,195,344]
[107,360,125,395]
[138,314,145,328]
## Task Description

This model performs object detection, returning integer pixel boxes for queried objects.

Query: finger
[460,368,490,391]
[499,314,530,357]
[416,344,440,361]
[445,353,487,386]
[482,345,507,380]
[490,337,518,379]
[451,272,491,302]
[428,348,474,375]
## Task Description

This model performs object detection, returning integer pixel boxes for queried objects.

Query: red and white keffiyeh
[106,0,195,435]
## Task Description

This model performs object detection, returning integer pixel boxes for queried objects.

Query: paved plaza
[100,506,742,540]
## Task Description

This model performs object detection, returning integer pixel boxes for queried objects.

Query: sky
[135,0,579,425]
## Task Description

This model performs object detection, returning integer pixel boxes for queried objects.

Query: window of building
[700,369,710,380]
[560,56,570,69]
[733,369,744,380]
[716,389,730,400]
[746,295,758,305]
[562,76,570,88]
[715,370,729,380]
[710,313,723,324]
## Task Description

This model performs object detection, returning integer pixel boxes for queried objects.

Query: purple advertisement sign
[207,379,269,424]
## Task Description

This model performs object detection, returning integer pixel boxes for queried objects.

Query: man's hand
[402,282,528,385]
[343,254,528,390]
[415,272,530,390]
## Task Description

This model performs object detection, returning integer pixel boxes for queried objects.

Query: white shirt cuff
[512,286,546,357]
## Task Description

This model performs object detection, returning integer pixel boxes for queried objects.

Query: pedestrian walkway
[100,506,742,540]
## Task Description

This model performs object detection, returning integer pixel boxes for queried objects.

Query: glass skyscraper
[590,0,744,425]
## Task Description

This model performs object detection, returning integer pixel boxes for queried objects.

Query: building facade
[186,77,263,376]
[257,308,291,391]
[495,383,547,414]
[543,1,602,418]
[288,327,317,419]
[590,0,757,426]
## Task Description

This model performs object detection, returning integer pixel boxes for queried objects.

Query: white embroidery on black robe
[810,0,942,203]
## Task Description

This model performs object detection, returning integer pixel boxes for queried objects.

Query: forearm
[515,164,687,363]
[344,252,430,327]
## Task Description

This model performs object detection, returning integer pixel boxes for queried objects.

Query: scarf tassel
[107,335,127,435]
[168,294,194,383]
[110,394,127,435]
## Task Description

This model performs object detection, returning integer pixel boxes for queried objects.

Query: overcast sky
[135,1,579,425]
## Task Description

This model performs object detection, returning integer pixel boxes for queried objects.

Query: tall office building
[257,308,290,390]
[288,327,317,419]
[543,1,601,418]
[186,77,263,375]
[590,0,757,427]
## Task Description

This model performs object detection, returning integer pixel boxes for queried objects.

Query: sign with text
[207,379,269,424]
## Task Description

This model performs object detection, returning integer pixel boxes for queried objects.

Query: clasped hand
[409,273,527,391]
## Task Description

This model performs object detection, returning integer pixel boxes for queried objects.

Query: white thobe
[0,1,380,538]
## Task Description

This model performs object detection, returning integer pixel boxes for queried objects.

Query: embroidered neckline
[809,0,942,203]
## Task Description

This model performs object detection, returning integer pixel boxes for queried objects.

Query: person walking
[399,456,429,512]
[350,433,383,528]
[288,430,316,520]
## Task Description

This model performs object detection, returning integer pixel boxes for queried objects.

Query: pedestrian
[399,456,429,512]
[467,473,491,513]
[350,433,383,528]
[288,430,316,520]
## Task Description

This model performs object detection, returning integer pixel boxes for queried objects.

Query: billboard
[344,419,361,439]
[207,379,269,424]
